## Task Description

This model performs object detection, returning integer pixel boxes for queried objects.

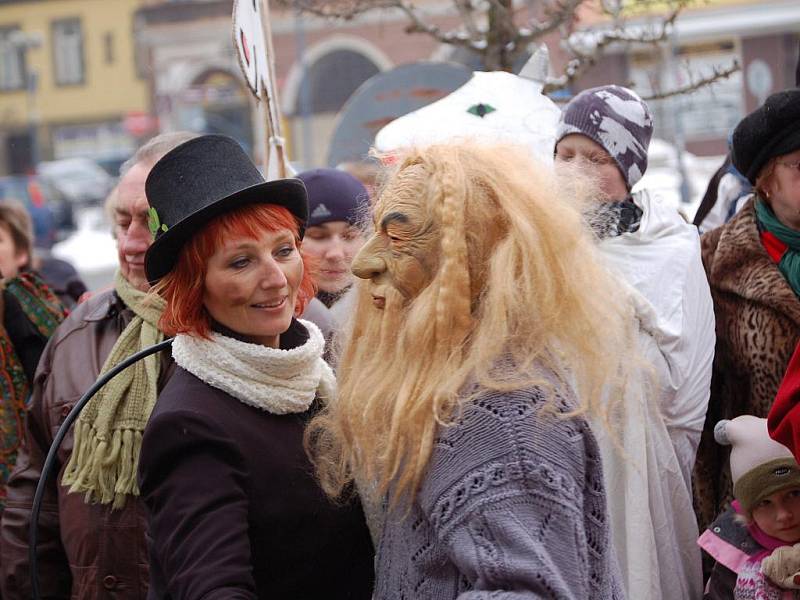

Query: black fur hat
[731,88,800,185]
[143,135,308,284]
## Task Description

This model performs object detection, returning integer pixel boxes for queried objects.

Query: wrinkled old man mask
[350,164,439,309]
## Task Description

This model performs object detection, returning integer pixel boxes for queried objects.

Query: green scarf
[62,271,165,508]
[755,198,800,298]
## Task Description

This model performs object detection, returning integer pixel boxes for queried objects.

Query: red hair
[156,203,316,338]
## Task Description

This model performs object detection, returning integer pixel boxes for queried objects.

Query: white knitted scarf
[171,319,335,414]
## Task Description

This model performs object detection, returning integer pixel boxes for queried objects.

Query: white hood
[374,70,561,165]
[594,189,714,600]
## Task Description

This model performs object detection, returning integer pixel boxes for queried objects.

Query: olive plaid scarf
[62,271,165,508]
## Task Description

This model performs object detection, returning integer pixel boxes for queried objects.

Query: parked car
[38,157,115,205]
[0,175,75,248]
[52,205,117,292]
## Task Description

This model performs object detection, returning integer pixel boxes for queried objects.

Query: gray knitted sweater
[374,385,625,599]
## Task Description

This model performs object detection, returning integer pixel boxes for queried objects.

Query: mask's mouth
[371,294,386,309]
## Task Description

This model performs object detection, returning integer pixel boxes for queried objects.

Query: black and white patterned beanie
[556,85,654,189]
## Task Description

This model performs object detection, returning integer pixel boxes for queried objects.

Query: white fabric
[697,174,750,234]
[373,71,561,166]
[301,296,333,338]
[593,189,715,600]
[171,319,336,415]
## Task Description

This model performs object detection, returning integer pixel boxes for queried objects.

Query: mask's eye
[467,103,496,119]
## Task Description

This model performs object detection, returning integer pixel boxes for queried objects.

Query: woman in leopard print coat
[694,89,800,533]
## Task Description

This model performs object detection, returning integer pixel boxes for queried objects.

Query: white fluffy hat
[715,415,800,512]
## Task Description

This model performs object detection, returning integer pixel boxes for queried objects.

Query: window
[629,41,743,142]
[52,18,84,85]
[298,50,380,115]
[103,32,114,65]
[0,26,26,91]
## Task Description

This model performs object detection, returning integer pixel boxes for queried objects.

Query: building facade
[134,0,456,169]
[135,0,799,169]
[572,0,800,156]
[4,0,795,174]
[0,0,152,175]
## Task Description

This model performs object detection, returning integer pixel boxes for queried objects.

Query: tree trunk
[484,0,515,71]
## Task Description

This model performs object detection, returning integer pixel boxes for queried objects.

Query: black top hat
[144,134,308,284]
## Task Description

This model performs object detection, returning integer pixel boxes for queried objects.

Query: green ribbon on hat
[148,207,168,237]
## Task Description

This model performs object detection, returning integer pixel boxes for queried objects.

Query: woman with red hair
[136,135,374,599]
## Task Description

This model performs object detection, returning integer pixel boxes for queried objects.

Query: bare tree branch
[395,1,477,50]
[543,0,688,94]
[518,0,588,43]
[289,0,734,98]
[292,0,480,50]
[484,0,513,24]
[288,0,395,20]
[452,0,481,41]
[641,60,741,101]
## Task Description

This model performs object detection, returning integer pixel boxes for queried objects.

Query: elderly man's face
[114,162,153,292]
[555,134,629,202]
[350,171,438,309]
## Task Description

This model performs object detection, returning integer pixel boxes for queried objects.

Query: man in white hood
[555,84,715,600]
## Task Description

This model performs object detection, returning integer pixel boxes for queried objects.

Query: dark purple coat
[138,326,374,599]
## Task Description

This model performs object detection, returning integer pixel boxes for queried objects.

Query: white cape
[593,189,715,600]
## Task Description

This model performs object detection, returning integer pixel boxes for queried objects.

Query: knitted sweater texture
[374,384,625,599]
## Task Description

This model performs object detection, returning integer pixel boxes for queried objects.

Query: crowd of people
[0,79,798,600]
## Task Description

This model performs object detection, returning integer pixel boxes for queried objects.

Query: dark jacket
[694,198,800,531]
[700,507,763,599]
[0,289,173,600]
[138,322,374,600]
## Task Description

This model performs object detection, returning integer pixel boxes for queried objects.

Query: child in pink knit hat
[699,415,800,599]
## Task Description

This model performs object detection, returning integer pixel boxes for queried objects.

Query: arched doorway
[284,37,391,168]
[294,50,381,116]
[179,69,254,155]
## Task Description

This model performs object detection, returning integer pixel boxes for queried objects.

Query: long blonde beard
[310,276,471,508]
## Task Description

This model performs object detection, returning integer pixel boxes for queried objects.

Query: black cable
[30,338,173,600]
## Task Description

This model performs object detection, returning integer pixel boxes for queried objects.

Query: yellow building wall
[0,0,148,128]
[620,0,765,17]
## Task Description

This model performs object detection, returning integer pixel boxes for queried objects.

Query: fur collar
[705,196,800,327]
[171,319,336,415]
